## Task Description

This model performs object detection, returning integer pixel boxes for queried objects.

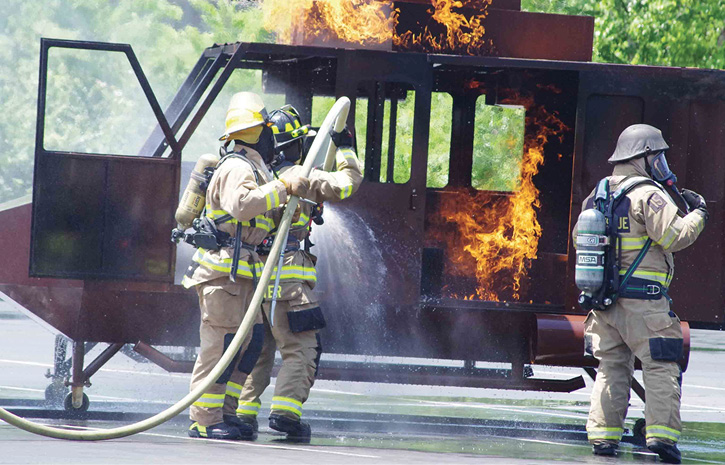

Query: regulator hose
[0,97,351,440]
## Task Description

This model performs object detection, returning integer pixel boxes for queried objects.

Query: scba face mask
[648,151,677,187]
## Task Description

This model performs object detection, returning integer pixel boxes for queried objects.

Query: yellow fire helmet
[219,91,270,143]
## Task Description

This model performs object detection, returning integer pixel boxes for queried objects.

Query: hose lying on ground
[0,97,350,441]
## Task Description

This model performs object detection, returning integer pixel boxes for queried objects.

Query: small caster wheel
[632,418,646,446]
[44,382,68,407]
[64,392,89,412]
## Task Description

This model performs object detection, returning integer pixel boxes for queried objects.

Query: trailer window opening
[358,82,413,184]
[44,48,158,157]
[426,92,453,188]
[471,97,525,192]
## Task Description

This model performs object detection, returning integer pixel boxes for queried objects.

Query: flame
[429,84,569,302]
[394,0,494,54]
[258,0,494,55]
[260,0,396,46]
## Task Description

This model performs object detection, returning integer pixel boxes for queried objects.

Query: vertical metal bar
[71,340,85,387]
[448,93,475,187]
[366,81,385,182]
[177,44,250,152]
[30,39,51,275]
[387,92,398,183]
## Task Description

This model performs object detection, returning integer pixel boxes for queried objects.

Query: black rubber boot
[269,413,311,440]
[223,415,257,439]
[188,421,242,440]
[225,414,259,433]
[592,442,618,456]
[648,440,681,464]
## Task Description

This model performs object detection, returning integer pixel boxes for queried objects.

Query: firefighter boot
[188,421,242,440]
[269,413,311,440]
[648,440,681,464]
[222,415,257,439]
[234,415,259,433]
[592,441,618,456]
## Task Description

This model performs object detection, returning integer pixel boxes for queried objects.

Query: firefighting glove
[280,176,310,198]
[291,204,301,223]
[681,188,708,219]
[330,126,354,149]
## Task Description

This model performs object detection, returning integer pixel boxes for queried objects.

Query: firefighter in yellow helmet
[181,92,311,440]
[573,124,708,463]
[223,105,362,440]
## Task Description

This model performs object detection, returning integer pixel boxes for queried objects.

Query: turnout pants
[585,297,683,445]
[230,282,324,421]
[189,276,264,426]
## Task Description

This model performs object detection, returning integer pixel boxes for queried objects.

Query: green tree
[522,0,725,68]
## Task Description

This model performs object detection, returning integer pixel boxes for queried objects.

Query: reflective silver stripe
[587,427,623,441]
[236,401,261,416]
[193,393,225,408]
[271,396,303,417]
[646,425,680,442]
[226,381,243,399]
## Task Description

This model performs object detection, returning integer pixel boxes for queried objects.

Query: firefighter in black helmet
[223,105,362,440]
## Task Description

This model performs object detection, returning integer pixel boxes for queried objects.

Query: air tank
[575,208,607,293]
[175,153,220,229]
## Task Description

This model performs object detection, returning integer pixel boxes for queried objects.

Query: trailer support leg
[583,366,646,403]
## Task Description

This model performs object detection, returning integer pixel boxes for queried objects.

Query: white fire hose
[0,97,351,440]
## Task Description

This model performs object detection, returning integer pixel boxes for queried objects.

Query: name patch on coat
[614,197,631,233]
[648,193,667,213]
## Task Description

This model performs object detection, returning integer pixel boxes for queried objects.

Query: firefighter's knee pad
[238,323,265,374]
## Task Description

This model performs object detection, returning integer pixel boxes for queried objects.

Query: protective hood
[608,124,669,163]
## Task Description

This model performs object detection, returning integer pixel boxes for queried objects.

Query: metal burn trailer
[0,0,723,410]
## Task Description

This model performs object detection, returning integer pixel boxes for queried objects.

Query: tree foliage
[522,0,725,68]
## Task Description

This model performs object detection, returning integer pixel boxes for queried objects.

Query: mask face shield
[648,151,677,186]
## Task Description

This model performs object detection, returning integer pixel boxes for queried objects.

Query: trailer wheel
[632,418,646,446]
[63,392,89,413]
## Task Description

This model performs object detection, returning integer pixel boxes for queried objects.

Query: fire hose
[0,97,351,440]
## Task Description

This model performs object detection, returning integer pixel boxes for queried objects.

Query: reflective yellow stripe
[656,225,678,249]
[587,426,624,440]
[190,422,208,435]
[618,269,668,286]
[193,393,225,409]
[271,396,303,417]
[236,401,261,417]
[270,264,317,283]
[340,184,353,200]
[226,381,243,399]
[620,236,649,250]
[193,248,264,278]
[646,425,681,442]
[293,213,310,227]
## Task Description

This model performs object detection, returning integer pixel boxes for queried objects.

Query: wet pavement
[1,300,724,464]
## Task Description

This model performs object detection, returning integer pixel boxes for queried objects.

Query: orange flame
[394,0,494,55]
[259,0,494,55]
[429,84,569,302]
[260,0,396,47]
